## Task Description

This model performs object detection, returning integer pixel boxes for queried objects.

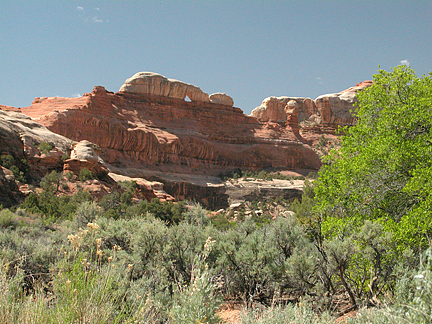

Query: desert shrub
[183,203,210,227]
[118,180,138,194]
[241,304,333,324]
[0,209,17,228]
[216,220,277,305]
[0,154,15,169]
[122,199,187,224]
[73,201,100,228]
[61,153,70,161]
[386,247,432,323]
[39,170,60,193]
[219,168,243,180]
[20,189,92,222]
[0,220,66,293]
[145,199,185,225]
[0,155,30,183]
[120,191,133,205]
[0,220,160,323]
[78,168,93,181]
[37,142,54,154]
[99,191,126,219]
[165,222,217,287]
[64,171,74,180]
[171,237,222,324]
[210,212,237,231]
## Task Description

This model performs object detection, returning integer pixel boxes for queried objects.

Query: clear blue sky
[1,1,431,114]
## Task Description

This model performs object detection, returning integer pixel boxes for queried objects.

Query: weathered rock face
[108,172,175,203]
[63,140,108,177]
[209,93,234,107]
[250,81,373,128]
[119,72,237,107]
[0,109,76,206]
[315,80,373,127]
[0,109,72,174]
[0,108,178,206]
[0,166,21,207]
[19,84,321,175]
[251,96,317,123]
[120,71,213,103]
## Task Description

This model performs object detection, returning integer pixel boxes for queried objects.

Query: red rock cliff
[20,85,321,175]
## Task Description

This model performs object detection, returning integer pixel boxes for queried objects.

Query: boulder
[63,140,108,177]
[0,109,71,173]
[209,93,234,107]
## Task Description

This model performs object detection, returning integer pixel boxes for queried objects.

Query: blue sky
[1,1,431,114]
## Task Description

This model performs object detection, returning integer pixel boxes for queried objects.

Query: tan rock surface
[108,172,175,202]
[209,93,234,106]
[314,80,373,127]
[250,81,373,128]
[251,96,317,123]
[0,109,72,173]
[63,140,108,177]
[119,71,210,102]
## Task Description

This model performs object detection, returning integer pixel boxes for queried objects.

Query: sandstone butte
[14,72,323,175]
[0,72,371,208]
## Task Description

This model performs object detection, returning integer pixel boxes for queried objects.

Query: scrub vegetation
[1,66,432,323]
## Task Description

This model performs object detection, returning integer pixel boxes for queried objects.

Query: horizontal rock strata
[18,84,321,175]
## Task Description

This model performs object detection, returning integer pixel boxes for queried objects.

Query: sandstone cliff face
[250,81,373,127]
[20,84,321,175]
[0,109,72,173]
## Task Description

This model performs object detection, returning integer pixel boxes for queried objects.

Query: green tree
[315,65,432,250]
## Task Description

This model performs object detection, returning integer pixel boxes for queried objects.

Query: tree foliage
[316,66,432,249]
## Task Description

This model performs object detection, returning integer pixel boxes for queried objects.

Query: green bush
[73,201,100,228]
[171,267,222,324]
[79,168,93,181]
[0,155,30,183]
[64,171,74,181]
[0,209,16,228]
[171,236,222,324]
[20,189,92,222]
[37,142,54,154]
[40,170,60,193]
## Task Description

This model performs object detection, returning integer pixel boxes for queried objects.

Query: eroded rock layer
[18,85,321,175]
[251,81,373,127]
[119,72,234,107]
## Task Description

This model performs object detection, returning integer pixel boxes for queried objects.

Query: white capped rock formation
[209,93,234,107]
[251,96,315,123]
[119,72,213,102]
[250,81,373,127]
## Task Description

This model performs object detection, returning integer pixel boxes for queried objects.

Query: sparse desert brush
[0,219,164,324]
[171,236,222,324]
